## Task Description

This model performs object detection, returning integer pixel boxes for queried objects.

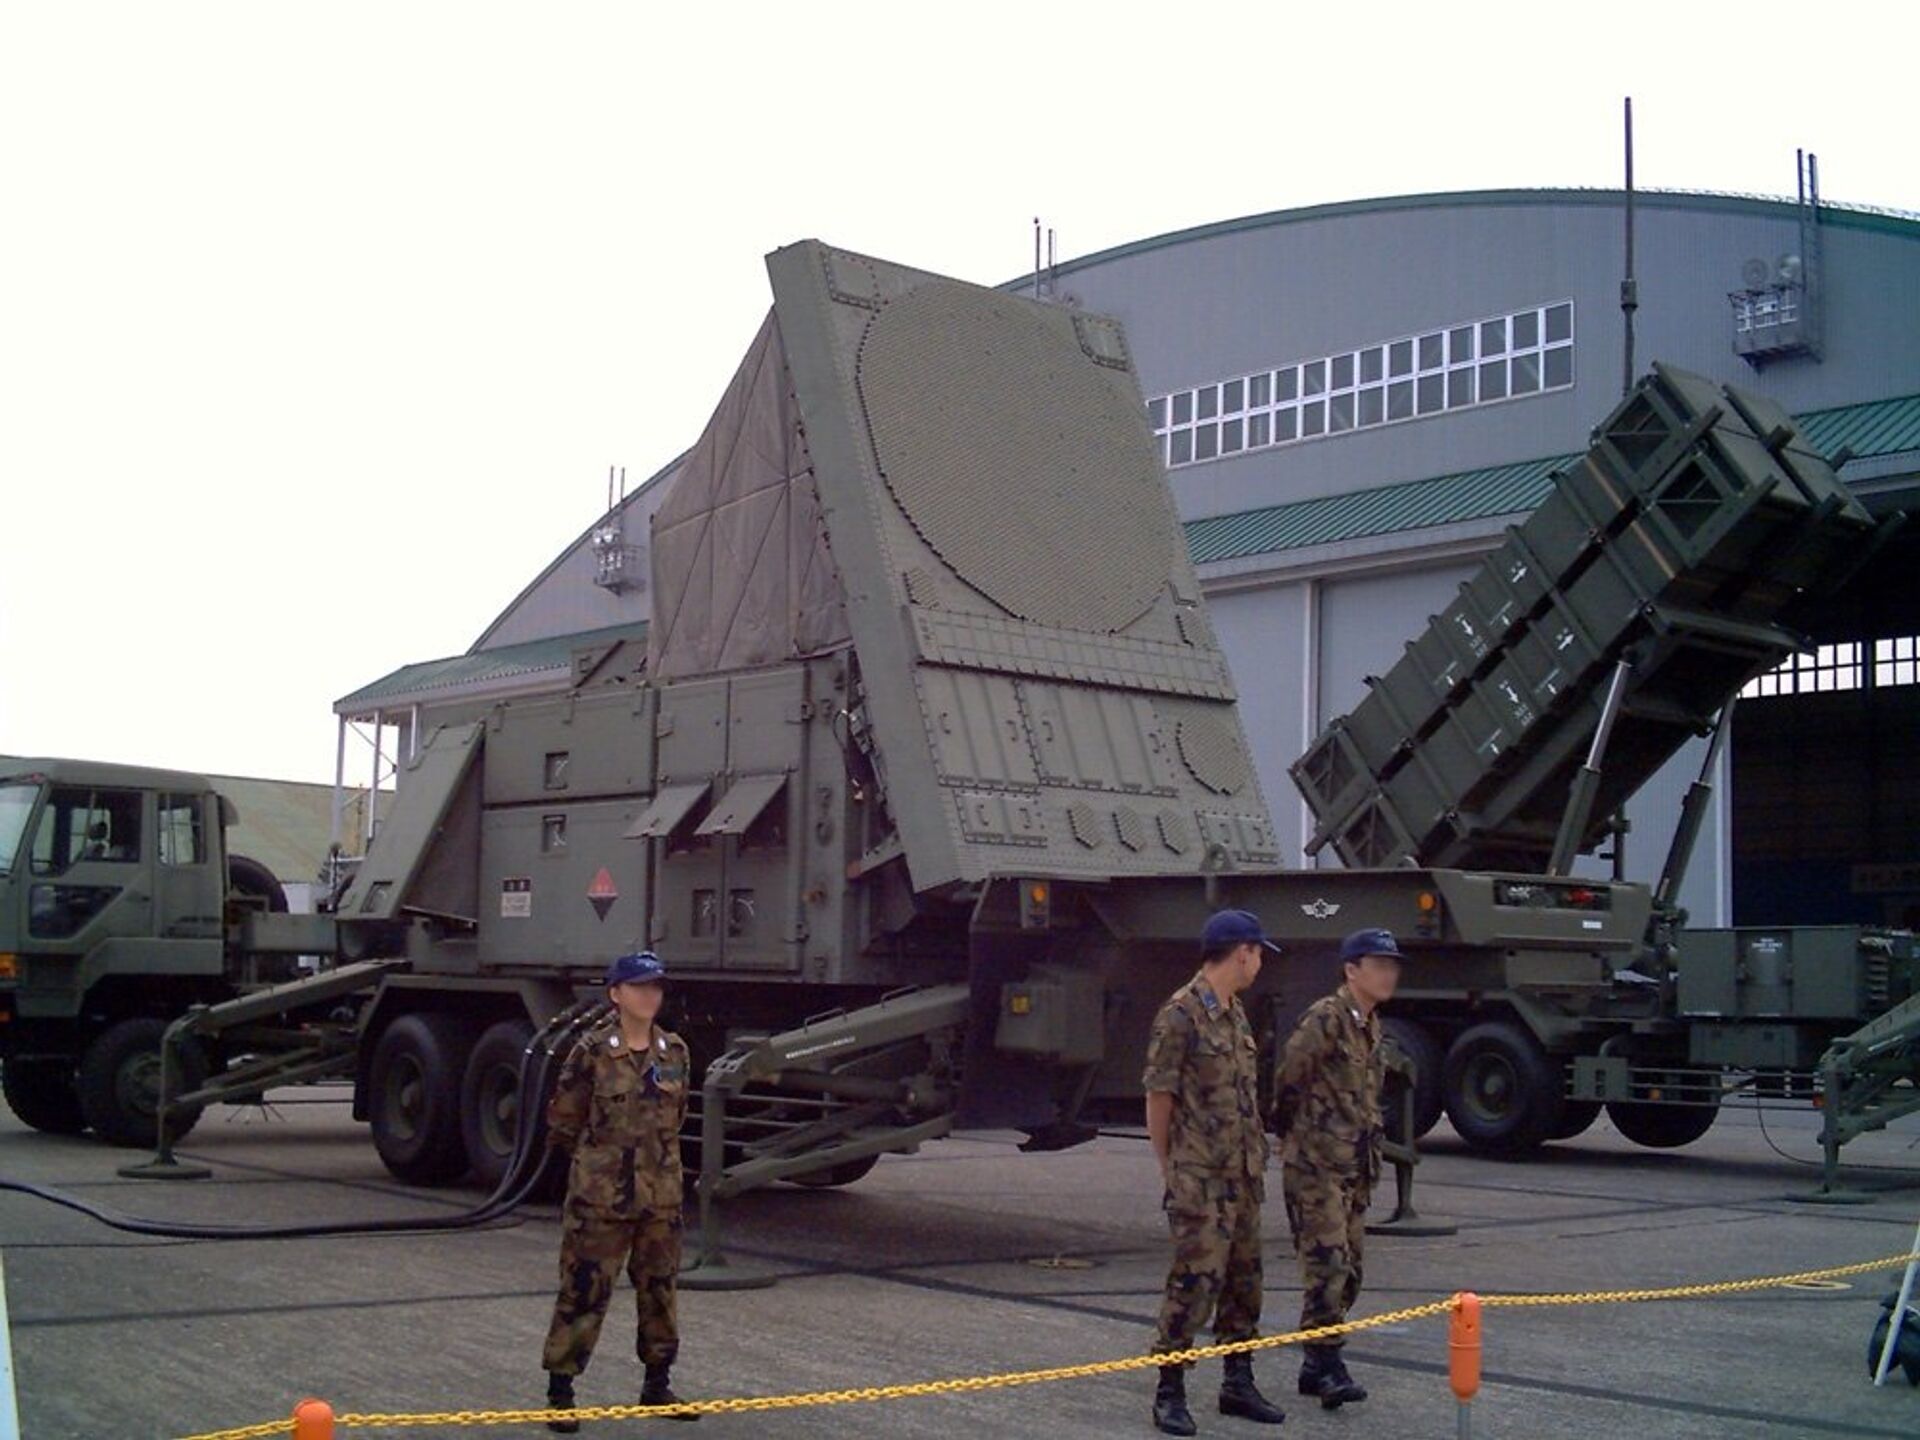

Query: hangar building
[340,183,1920,929]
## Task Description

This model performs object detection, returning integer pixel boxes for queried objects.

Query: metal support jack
[1367,1046,1455,1238]
[683,984,969,1290]
[116,1019,211,1182]
[120,960,404,1182]
[1791,981,1920,1205]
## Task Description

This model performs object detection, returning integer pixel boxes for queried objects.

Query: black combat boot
[544,1372,579,1434]
[1151,1362,1197,1436]
[1218,1352,1286,1424]
[642,1363,699,1421]
[1297,1345,1367,1409]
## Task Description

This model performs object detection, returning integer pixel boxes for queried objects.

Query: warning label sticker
[501,877,532,919]
[588,866,619,922]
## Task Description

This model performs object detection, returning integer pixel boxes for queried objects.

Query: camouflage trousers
[1152,1169,1265,1355]
[1282,1159,1370,1347]
[541,1206,682,1375]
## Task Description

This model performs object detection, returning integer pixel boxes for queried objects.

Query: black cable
[1751,1089,1822,1168]
[0,1000,609,1240]
[1749,1088,1920,1177]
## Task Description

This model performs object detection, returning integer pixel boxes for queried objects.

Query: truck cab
[0,759,267,1143]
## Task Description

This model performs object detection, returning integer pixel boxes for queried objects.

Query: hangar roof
[1033,187,1920,290]
[1186,390,1920,567]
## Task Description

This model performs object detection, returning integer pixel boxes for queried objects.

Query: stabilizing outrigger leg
[120,960,407,1181]
[1366,1037,1455,1238]
[1794,978,1920,1205]
[682,984,970,1290]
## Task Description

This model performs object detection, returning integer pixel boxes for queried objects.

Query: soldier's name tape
[177,1250,1920,1439]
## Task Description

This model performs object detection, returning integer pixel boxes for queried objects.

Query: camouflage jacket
[1272,984,1384,1177]
[1141,971,1269,1189]
[548,1018,691,1216]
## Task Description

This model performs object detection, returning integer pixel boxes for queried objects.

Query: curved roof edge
[468,447,690,653]
[1011,187,1920,290]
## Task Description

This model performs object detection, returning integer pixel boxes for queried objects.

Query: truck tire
[1606,1099,1718,1148]
[1549,1101,1602,1140]
[1867,1302,1920,1385]
[78,1018,209,1148]
[2,1058,87,1135]
[368,1013,475,1185]
[1380,1016,1444,1140]
[1442,1021,1565,1156]
[227,853,288,913]
[460,1018,535,1191]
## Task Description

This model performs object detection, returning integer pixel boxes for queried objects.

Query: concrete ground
[2,1091,1917,1439]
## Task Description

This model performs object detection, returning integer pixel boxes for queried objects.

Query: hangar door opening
[1731,639,1920,928]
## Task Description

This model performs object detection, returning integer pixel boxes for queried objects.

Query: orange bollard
[292,1397,335,1440]
[1450,1292,1482,1399]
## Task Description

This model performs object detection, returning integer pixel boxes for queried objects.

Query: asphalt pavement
[2,1089,1917,1439]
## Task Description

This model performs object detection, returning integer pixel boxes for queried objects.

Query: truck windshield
[0,783,38,877]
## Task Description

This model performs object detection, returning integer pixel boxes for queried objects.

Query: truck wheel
[1549,1101,1602,1140]
[787,1155,881,1189]
[1606,1100,1718,1148]
[1380,1017,1444,1140]
[78,1018,209,1148]
[460,1018,535,1191]
[369,1013,475,1184]
[1867,1303,1920,1385]
[2,1059,87,1135]
[1442,1021,1564,1156]
[227,853,288,913]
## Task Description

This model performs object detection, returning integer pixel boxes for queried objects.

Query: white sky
[2,1,1911,786]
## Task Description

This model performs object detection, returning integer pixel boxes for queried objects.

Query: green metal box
[1686,1022,1825,1069]
[995,965,1106,1065]
[1676,927,1875,1022]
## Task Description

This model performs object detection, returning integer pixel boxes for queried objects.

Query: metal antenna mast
[1621,96,1638,397]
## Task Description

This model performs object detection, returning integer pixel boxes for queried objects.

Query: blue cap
[1340,928,1403,963]
[1202,909,1283,955]
[605,951,667,987]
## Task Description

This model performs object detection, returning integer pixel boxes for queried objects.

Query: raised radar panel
[762,241,1274,891]
[1293,362,1886,872]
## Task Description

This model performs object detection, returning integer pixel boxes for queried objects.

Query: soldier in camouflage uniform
[540,951,697,1432]
[1141,909,1289,1435]
[1271,927,1401,1409]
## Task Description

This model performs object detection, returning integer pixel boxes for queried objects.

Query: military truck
[19,242,1655,1211]
[303,240,1638,1195]
[0,759,335,1144]
[1292,363,1920,1165]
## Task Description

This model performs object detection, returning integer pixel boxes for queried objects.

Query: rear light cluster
[1492,880,1613,912]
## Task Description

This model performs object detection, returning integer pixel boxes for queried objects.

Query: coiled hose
[0,999,611,1239]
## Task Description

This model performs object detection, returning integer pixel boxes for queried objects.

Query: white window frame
[1151,300,1577,469]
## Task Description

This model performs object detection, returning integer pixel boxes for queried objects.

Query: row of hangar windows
[1148,300,1577,467]
[1742,637,1920,699]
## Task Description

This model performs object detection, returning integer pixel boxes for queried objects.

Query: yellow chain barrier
[174,1250,1920,1440]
